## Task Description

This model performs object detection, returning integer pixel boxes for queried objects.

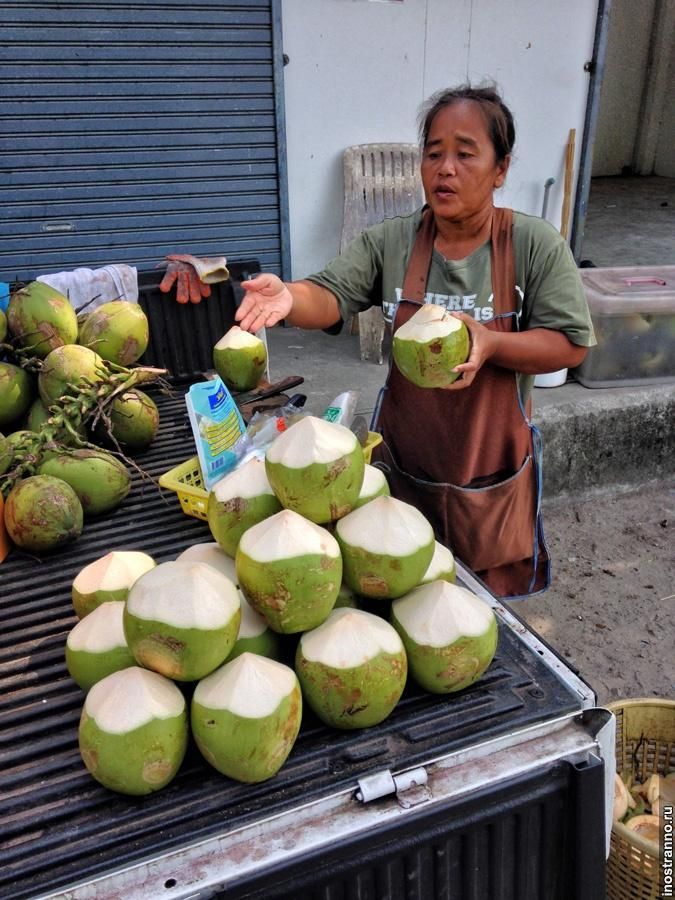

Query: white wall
[281,0,597,278]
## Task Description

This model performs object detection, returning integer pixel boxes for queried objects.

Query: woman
[234,84,595,599]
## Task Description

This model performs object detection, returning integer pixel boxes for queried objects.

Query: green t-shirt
[307,206,596,351]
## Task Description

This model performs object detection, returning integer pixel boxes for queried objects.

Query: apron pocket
[373,441,537,574]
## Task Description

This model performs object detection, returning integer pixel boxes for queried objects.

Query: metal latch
[355,766,429,807]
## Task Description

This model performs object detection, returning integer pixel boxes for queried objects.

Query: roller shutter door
[0,0,289,282]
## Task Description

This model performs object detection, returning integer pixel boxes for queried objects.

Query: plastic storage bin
[573,266,675,388]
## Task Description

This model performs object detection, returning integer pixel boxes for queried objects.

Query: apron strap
[401,207,435,302]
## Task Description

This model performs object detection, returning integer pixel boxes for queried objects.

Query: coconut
[0,433,10,476]
[353,463,390,509]
[265,416,365,524]
[0,362,34,428]
[176,541,238,583]
[7,281,78,359]
[38,344,104,406]
[207,456,282,557]
[66,601,136,691]
[624,814,660,848]
[335,495,435,599]
[4,474,83,553]
[227,595,281,661]
[391,580,497,693]
[420,541,456,584]
[392,303,470,388]
[72,550,157,619]
[38,448,131,516]
[192,652,301,782]
[107,388,159,450]
[78,666,188,795]
[78,300,149,365]
[334,583,359,609]
[295,607,407,729]
[212,325,267,392]
[236,509,342,634]
[0,308,6,343]
[124,560,241,681]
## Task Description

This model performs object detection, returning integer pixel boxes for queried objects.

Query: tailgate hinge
[355,766,429,808]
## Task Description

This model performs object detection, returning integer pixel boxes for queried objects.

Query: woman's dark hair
[418,84,516,163]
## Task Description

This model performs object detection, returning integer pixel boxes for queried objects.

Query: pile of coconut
[65,416,500,797]
[1,282,161,555]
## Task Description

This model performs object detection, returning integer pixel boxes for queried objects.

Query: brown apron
[371,206,550,599]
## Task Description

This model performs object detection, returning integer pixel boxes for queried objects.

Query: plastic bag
[234,396,307,467]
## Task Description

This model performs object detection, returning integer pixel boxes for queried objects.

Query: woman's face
[421,99,510,225]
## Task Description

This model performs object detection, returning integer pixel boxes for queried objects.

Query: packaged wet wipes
[185,378,246,490]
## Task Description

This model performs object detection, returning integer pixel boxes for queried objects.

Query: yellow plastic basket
[606,697,674,900]
[160,431,384,522]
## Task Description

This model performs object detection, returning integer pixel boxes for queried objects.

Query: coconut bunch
[1,282,165,554]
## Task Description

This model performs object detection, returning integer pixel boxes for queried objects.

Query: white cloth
[37,264,138,312]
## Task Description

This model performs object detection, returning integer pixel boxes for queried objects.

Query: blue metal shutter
[0,0,290,282]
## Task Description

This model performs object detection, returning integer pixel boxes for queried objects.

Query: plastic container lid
[580,266,675,316]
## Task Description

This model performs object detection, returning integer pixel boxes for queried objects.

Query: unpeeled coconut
[0,361,34,428]
[420,541,456,584]
[212,325,267,392]
[192,652,302,782]
[353,463,390,509]
[236,508,342,633]
[72,550,156,619]
[391,580,498,693]
[392,303,470,388]
[4,474,83,553]
[66,601,136,691]
[38,344,104,406]
[7,281,78,359]
[107,389,159,450]
[207,456,282,557]
[335,495,435,599]
[295,607,407,729]
[78,300,149,365]
[124,560,241,681]
[78,666,188,795]
[265,416,365,524]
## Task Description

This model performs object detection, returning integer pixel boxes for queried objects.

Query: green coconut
[0,362,34,429]
[0,433,10,476]
[334,583,359,609]
[192,652,301,783]
[38,344,104,406]
[420,541,456,584]
[295,607,407,729]
[107,388,159,450]
[78,300,149,365]
[72,550,157,619]
[38,448,131,516]
[212,325,267,392]
[0,308,6,343]
[207,456,282,557]
[227,594,281,661]
[176,541,238,583]
[335,495,435,599]
[391,580,498,693]
[66,601,136,691]
[392,303,470,388]
[4,474,83,553]
[353,463,390,509]
[78,666,188,795]
[124,560,241,681]
[265,415,365,524]
[7,281,78,359]
[236,508,342,634]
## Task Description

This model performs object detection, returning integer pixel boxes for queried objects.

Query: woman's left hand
[441,312,497,390]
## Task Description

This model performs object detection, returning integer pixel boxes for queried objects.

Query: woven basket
[606,698,674,900]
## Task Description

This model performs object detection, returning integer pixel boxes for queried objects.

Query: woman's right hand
[235,273,294,333]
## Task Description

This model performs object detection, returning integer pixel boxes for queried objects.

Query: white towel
[37,264,138,312]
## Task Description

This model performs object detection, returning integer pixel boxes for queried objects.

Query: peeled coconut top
[127,560,240,629]
[215,325,264,351]
[394,303,465,342]
[177,542,238,584]
[422,542,455,581]
[238,509,340,563]
[67,601,128,653]
[358,464,388,500]
[85,666,185,734]
[336,495,434,556]
[73,550,156,594]
[266,415,358,468]
[392,581,495,648]
[300,607,404,668]
[212,456,275,502]
[193,651,297,718]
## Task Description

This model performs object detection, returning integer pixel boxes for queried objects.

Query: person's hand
[235,273,293,333]
[159,255,212,304]
[441,312,498,390]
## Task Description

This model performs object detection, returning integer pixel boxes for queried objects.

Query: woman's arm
[235,274,341,333]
